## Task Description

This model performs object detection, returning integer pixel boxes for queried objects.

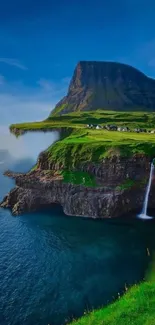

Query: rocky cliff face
[51,61,155,115]
[38,152,150,184]
[1,156,155,218]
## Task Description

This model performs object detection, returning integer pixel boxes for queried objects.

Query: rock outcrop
[1,155,155,218]
[51,61,155,115]
[37,153,150,183]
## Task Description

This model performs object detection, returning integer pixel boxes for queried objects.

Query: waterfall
[138,162,154,220]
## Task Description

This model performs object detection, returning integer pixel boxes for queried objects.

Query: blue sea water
[0,132,155,325]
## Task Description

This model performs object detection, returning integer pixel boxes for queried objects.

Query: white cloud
[148,58,155,67]
[37,76,70,93]
[0,58,28,70]
[0,73,69,167]
[0,74,5,85]
[37,79,55,92]
[0,126,59,159]
[0,75,65,161]
[0,75,69,125]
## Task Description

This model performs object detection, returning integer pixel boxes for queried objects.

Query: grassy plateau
[10,110,155,167]
[45,127,155,169]
[10,110,155,132]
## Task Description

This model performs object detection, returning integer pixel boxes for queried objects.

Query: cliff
[51,61,155,115]
[3,115,155,218]
[1,155,155,218]
[2,61,155,218]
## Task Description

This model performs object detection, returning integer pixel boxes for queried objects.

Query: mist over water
[0,127,59,160]
[0,123,59,200]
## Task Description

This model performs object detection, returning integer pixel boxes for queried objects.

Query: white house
[118,127,123,132]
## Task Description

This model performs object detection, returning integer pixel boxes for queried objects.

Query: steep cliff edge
[51,61,155,115]
[1,155,155,218]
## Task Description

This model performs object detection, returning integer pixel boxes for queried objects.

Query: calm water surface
[0,131,155,325]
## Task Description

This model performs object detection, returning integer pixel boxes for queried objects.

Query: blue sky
[0,0,155,125]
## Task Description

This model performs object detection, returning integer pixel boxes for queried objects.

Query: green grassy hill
[46,128,155,169]
[10,110,155,133]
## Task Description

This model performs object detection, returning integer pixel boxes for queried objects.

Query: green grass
[48,109,155,129]
[69,259,155,325]
[9,110,155,166]
[69,281,155,325]
[67,245,155,325]
[10,110,155,134]
[116,179,136,190]
[45,127,155,169]
[61,171,96,187]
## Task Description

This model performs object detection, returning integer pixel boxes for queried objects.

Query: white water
[138,162,154,220]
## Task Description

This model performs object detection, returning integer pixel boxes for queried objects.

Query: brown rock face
[1,156,155,218]
[52,61,155,115]
[38,153,150,184]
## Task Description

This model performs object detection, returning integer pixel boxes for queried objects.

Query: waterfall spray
[138,161,154,219]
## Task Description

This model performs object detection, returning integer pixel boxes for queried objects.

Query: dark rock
[1,156,154,218]
[51,61,155,115]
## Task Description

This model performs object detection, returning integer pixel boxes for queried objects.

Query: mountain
[51,61,155,115]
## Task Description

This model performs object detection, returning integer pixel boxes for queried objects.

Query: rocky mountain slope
[51,61,155,115]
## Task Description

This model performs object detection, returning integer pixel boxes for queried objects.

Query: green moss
[49,103,72,116]
[61,171,96,187]
[31,164,37,171]
[116,179,136,190]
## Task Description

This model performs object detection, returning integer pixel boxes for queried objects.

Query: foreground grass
[68,247,155,325]
[69,281,155,325]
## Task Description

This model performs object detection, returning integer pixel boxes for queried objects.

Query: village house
[86,124,155,135]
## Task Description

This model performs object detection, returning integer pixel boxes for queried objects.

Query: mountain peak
[51,61,155,115]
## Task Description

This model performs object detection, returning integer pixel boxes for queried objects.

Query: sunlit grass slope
[45,127,155,169]
[10,110,155,133]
